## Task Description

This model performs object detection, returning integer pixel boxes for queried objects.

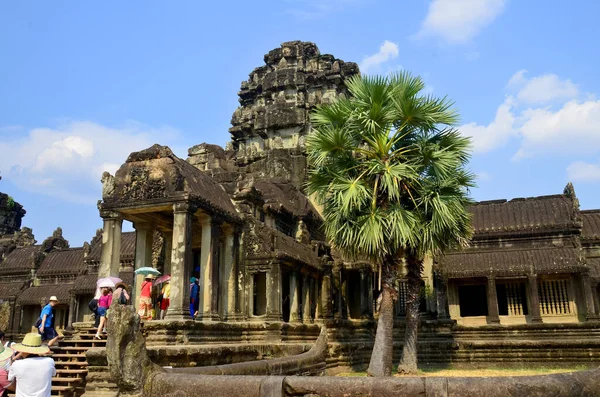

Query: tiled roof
[37,248,85,276]
[86,231,136,262]
[0,246,39,275]
[254,179,319,218]
[470,195,579,237]
[439,247,585,278]
[582,210,600,242]
[17,284,71,305]
[0,281,25,300]
[71,269,135,295]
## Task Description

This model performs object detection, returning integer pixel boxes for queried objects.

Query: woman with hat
[138,274,155,321]
[38,296,61,347]
[8,333,55,397]
[0,343,14,397]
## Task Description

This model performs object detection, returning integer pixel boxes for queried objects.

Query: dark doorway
[458,284,488,317]
[282,270,290,322]
[253,273,267,316]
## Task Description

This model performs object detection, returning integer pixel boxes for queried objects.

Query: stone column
[436,274,450,320]
[210,222,221,318]
[486,276,500,324]
[581,273,599,321]
[165,203,193,320]
[320,272,333,320]
[162,231,173,277]
[220,225,236,320]
[99,210,123,278]
[266,265,282,321]
[133,222,154,309]
[359,269,368,318]
[592,281,600,317]
[527,275,543,323]
[67,294,76,329]
[332,265,343,319]
[302,275,311,323]
[309,277,317,321]
[289,271,300,323]
[198,215,213,320]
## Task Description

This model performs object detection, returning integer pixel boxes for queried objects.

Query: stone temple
[0,41,599,395]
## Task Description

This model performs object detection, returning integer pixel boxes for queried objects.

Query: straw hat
[49,296,58,302]
[144,274,156,280]
[11,333,50,355]
[0,344,13,361]
[115,282,128,290]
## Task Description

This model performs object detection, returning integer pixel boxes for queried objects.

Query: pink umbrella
[97,276,122,289]
[153,274,171,286]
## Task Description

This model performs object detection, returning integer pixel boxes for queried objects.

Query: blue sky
[1,0,599,245]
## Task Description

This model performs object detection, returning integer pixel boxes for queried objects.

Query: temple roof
[71,269,134,295]
[0,245,39,275]
[582,210,600,242]
[87,231,136,262]
[439,247,585,278]
[17,284,71,306]
[102,145,239,222]
[254,179,320,219]
[469,195,580,237]
[37,248,85,276]
[0,281,25,300]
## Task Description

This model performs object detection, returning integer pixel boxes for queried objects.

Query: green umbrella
[134,267,161,276]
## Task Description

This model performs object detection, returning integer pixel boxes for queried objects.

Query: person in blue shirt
[38,296,61,347]
[189,278,199,320]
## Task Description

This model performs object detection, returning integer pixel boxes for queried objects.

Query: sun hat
[49,296,58,302]
[0,344,13,362]
[11,333,50,355]
[115,282,128,290]
[144,274,156,280]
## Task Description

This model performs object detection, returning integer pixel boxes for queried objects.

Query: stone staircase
[8,328,105,397]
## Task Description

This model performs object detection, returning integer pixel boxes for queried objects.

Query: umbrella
[134,267,161,276]
[153,274,171,286]
[97,277,120,289]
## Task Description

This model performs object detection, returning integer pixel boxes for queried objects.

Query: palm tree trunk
[367,257,398,377]
[397,250,423,375]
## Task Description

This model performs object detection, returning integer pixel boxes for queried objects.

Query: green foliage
[6,196,15,210]
[307,72,475,263]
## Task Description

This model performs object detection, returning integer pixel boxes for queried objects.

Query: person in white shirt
[8,333,55,397]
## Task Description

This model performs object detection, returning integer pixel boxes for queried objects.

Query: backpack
[88,298,98,312]
[34,317,42,328]
[119,291,128,305]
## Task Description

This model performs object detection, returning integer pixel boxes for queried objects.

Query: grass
[337,365,591,377]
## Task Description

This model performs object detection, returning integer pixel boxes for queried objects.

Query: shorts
[97,306,108,317]
[39,327,58,341]
[160,298,170,311]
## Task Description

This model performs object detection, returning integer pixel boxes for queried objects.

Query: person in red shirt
[137,275,155,320]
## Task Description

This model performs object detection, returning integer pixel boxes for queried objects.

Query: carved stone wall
[0,192,25,236]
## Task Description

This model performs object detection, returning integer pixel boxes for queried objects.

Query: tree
[307,72,473,376]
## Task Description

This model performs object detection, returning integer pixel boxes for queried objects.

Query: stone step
[56,369,88,375]
[53,376,83,384]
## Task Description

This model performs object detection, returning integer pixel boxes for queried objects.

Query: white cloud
[514,99,600,159]
[360,41,399,74]
[0,120,185,204]
[459,97,517,153]
[514,73,579,104]
[507,69,527,88]
[416,0,507,44]
[567,160,600,182]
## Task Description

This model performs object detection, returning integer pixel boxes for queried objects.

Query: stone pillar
[289,271,300,323]
[133,223,154,309]
[99,210,123,278]
[67,294,76,329]
[320,272,333,320]
[332,265,343,319]
[266,265,282,321]
[210,222,221,318]
[527,275,543,323]
[592,281,600,317]
[220,225,236,320]
[486,276,500,324]
[436,274,450,320]
[162,231,173,277]
[359,269,368,318]
[309,277,316,321]
[165,203,193,320]
[302,275,311,323]
[198,215,213,320]
[581,273,599,321]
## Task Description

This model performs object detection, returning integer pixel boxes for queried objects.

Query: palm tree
[306,72,473,376]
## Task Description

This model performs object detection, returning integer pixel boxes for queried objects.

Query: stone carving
[15,227,35,248]
[295,220,310,244]
[0,192,26,236]
[229,41,359,154]
[40,227,70,252]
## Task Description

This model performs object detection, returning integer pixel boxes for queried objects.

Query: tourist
[189,277,199,319]
[38,296,61,347]
[8,333,55,397]
[138,275,154,321]
[94,287,112,340]
[113,282,130,305]
[160,279,170,319]
[0,343,14,397]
